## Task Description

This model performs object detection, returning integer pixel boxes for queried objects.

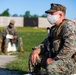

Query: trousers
[29,52,76,75]
[3,37,23,49]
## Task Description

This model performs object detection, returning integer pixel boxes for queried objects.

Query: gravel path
[0,55,17,67]
[0,55,21,75]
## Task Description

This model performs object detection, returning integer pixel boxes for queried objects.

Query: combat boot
[4,48,8,55]
[19,47,25,53]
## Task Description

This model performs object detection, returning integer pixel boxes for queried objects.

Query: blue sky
[0,0,76,19]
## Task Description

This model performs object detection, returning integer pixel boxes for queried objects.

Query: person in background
[30,3,76,75]
[0,36,2,52]
[1,20,25,54]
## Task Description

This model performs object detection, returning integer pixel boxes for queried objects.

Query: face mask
[47,14,60,25]
[9,23,14,28]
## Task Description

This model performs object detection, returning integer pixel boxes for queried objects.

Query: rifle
[47,27,51,58]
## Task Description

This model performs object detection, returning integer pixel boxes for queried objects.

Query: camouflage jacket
[2,26,18,39]
[35,19,76,60]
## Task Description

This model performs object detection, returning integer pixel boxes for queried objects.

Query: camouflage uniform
[0,31,2,52]
[29,3,76,75]
[46,19,76,75]
[1,20,24,54]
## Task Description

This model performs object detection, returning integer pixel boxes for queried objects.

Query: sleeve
[1,27,8,38]
[14,27,18,39]
[55,21,76,60]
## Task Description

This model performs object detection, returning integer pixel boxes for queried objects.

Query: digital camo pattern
[56,21,76,60]
[29,19,76,75]
[2,26,18,39]
[45,3,66,14]
[1,26,23,48]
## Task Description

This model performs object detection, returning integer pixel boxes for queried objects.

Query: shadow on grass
[0,68,28,75]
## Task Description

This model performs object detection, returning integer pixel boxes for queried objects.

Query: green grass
[4,27,47,74]
[17,27,47,51]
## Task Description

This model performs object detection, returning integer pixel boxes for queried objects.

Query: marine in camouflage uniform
[1,20,25,54]
[29,3,76,75]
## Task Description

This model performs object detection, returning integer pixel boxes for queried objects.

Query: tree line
[0,9,47,18]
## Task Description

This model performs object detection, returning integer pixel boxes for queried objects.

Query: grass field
[3,27,47,74]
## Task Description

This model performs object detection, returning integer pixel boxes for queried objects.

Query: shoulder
[3,26,8,30]
[13,27,17,31]
[63,19,76,31]
[11,26,17,30]
[14,27,17,30]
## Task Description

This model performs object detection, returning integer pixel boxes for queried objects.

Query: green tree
[0,9,10,16]
[19,14,23,17]
[12,14,18,17]
[24,11,31,18]
[31,14,39,18]
[41,14,47,17]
